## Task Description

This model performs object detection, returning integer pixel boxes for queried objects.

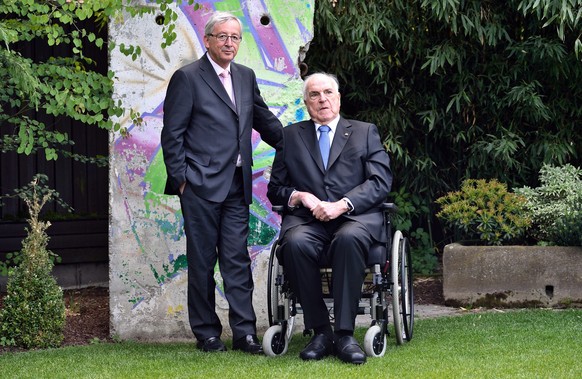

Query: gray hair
[204,11,242,35]
[302,72,340,101]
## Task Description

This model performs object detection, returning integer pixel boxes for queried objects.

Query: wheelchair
[262,203,414,357]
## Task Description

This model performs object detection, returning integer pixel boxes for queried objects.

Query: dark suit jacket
[161,53,283,204]
[267,117,393,242]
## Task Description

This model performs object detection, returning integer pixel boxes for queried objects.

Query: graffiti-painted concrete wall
[109,1,313,341]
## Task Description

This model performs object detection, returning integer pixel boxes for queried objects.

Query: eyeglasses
[208,34,242,44]
[308,89,336,101]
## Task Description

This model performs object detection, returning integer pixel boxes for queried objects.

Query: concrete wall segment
[109,0,314,340]
[443,243,582,307]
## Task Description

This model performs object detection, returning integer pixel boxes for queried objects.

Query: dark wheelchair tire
[266,243,280,326]
[391,230,406,345]
[400,236,414,341]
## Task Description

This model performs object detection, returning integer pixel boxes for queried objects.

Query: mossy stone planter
[443,243,582,307]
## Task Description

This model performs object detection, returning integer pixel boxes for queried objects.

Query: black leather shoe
[233,334,263,354]
[197,336,226,352]
[299,334,333,361]
[335,335,366,364]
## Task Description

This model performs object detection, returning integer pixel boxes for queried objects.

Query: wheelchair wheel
[363,324,387,357]
[390,230,405,345]
[267,243,282,326]
[263,325,289,356]
[400,236,414,341]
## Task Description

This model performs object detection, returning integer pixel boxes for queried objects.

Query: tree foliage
[0,0,199,165]
[304,0,582,263]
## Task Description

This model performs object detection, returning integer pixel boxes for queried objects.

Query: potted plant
[436,166,582,308]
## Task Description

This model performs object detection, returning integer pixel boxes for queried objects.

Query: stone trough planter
[443,243,582,307]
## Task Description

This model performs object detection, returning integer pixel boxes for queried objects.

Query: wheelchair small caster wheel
[364,325,387,357]
[263,325,289,356]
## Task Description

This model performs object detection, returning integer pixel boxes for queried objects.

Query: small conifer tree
[0,175,66,348]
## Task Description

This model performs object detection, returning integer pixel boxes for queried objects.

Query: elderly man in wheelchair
[265,73,412,364]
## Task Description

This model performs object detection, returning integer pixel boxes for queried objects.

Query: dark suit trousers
[279,218,371,333]
[179,168,256,341]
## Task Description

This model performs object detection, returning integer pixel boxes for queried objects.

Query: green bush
[0,175,66,349]
[515,164,582,245]
[552,203,582,246]
[0,265,65,349]
[0,251,22,277]
[436,179,531,246]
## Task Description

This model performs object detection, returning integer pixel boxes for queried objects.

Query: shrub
[515,164,582,245]
[0,175,66,349]
[552,203,582,246]
[436,179,531,246]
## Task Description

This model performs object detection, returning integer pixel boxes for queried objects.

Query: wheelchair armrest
[381,202,398,213]
[272,205,285,214]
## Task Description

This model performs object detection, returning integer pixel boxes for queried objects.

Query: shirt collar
[314,115,340,134]
[207,54,231,76]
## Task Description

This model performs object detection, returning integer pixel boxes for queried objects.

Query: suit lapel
[230,63,241,114]
[298,121,325,173]
[230,63,243,138]
[199,54,237,114]
[329,117,352,169]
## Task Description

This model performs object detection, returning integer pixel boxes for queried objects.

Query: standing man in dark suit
[267,72,392,364]
[161,11,283,354]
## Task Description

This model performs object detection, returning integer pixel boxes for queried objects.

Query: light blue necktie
[318,125,331,169]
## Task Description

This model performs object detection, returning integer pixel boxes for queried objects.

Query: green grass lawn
[1,309,580,379]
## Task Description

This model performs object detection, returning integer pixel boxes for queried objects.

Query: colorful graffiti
[109,0,313,337]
